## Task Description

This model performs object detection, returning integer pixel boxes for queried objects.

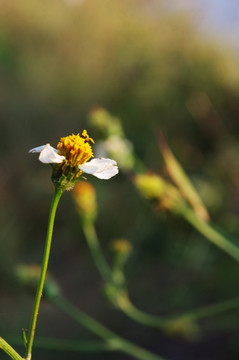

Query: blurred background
[1,0,239,359]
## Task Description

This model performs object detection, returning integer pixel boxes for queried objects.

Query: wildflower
[30,130,118,190]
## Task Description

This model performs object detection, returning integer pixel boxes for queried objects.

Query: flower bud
[111,238,132,257]
[134,173,166,199]
[164,317,200,341]
[72,181,97,222]
[134,173,185,212]
[110,239,132,287]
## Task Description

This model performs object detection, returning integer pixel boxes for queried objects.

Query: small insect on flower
[29,130,119,190]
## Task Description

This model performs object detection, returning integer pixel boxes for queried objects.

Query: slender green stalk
[82,216,239,329]
[173,296,239,322]
[116,294,167,328]
[52,295,166,360]
[176,204,239,263]
[4,296,239,357]
[82,222,112,283]
[119,340,166,360]
[82,220,168,328]
[0,338,23,360]
[53,296,115,339]
[115,291,239,330]
[25,187,63,360]
[5,336,112,352]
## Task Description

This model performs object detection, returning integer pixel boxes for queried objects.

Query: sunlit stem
[0,337,23,360]
[25,187,63,360]
[175,203,239,263]
[52,295,166,360]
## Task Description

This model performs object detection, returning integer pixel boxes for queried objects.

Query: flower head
[30,130,118,190]
[57,131,94,166]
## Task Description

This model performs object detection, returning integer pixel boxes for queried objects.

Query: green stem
[173,296,239,322]
[25,187,63,360]
[5,336,112,352]
[83,219,239,330]
[82,221,168,328]
[54,296,115,339]
[116,293,167,328]
[4,296,239,358]
[0,337,22,360]
[176,204,239,263]
[115,291,239,330]
[82,222,112,283]
[52,295,166,360]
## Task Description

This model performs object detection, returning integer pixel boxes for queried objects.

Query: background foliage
[1,1,239,359]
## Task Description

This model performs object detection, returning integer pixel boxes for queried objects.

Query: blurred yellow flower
[73,181,97,222]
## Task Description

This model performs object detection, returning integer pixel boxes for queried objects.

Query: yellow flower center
[57,130,94,167]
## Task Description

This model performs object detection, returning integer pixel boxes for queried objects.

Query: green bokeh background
[1,1,239,359]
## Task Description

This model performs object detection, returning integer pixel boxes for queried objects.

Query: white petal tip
[29,145,46,153]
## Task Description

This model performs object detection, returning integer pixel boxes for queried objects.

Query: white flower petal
[30,144,65,164]
[40,144,65,164]
[79,158,119,180]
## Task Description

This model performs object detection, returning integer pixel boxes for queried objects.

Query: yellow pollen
[57,131,94,166]
[82,129,95,144]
